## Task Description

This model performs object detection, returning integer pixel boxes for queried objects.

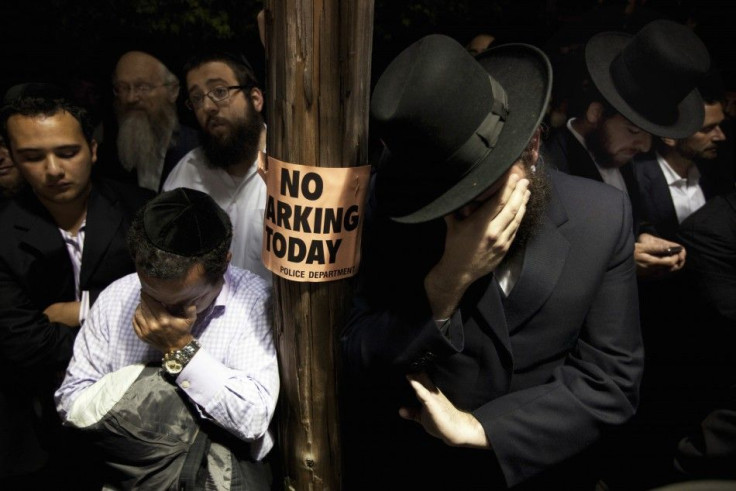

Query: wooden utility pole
[261,2,374,489]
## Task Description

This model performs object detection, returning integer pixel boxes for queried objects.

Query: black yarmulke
[3,82,68,104]
[143,187,230,256]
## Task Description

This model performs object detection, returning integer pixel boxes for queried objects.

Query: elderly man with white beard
[95,50,199,192]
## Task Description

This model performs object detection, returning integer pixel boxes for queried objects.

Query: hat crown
[371,34,499,166]
[609,20,709,125]
[586,19,709,137]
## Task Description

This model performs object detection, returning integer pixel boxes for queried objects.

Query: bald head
[466,34,495,55]
[115,51,169,79]
[113,51,179,110]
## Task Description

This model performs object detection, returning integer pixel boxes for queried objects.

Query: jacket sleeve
[0,257,77,370]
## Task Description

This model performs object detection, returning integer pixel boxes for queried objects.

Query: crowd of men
[0,13,734,491]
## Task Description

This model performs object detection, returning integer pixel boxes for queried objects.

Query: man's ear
[660,137,677,148]
[585,102,604,125]
[528,128,542,165]
[167,81,180,104]
[90,139,98,166]
[250,87,264,112]
[226,251,233,264]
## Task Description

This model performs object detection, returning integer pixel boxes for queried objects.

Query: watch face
[164,358,183,375]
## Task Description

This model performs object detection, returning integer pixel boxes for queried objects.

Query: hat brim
[388,43,552,224]
[586,31,704,139]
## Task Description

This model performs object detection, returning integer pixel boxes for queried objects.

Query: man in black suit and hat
[341,34,643,489]
[543,19,711,279]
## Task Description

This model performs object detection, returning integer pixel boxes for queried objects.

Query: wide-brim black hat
[585,19,709,139]
[372,34,551,224]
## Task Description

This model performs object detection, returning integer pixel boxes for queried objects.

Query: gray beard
[116,105,177,176]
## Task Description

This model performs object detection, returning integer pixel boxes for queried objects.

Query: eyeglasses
[186,85,249,110]
[112,82,172,97]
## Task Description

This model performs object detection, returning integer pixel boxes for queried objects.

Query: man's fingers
[399,407,419,422]
[183,304,197,322]
[407,372,442,405]
[132,305,147,338]
[138,293,155,318]
[474,175,524,224]
[484,184,529,247]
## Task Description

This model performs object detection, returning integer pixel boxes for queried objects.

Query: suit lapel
[471,274,512,360]
[698,171,717,200]
[504,218,569,333]
[14,196,68,258]
[620,162,643,234]
[80,187,123,287]
[12,196,76,299]
[642,161,680,236]
[504,177,570,333]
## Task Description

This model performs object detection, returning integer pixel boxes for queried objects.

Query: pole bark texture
[262,1,374,489]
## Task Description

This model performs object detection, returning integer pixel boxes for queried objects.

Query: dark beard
[676,139,718,163]
[201,106,264,170]
[584,125,614,168]
[504,161,551,261]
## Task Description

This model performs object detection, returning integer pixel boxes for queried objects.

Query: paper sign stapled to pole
[258,152,371,282]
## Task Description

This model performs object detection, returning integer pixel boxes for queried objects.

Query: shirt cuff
[79,291,90,325]
[176,348,231,411]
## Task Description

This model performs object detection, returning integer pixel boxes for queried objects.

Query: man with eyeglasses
[163,50,270,283]
[95,49,199,193]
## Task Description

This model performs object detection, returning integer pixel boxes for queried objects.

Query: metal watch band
[162,338,201,375]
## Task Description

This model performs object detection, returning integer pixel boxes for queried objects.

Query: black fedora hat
[586,19,709,139]
[371,34,551,224]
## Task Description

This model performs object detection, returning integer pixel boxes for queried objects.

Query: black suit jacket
[633,152,728,242]
[0,178,152,476]
[341,168,643,489]
[542,125,643,235]
[677,190,736,323]
[675,388,736,479]
[674,192,736,404]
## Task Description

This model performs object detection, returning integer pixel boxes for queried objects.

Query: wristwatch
[162,338,201,377]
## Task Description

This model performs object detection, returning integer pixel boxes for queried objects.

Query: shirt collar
[655,152,701,186]
[212,267,231,310]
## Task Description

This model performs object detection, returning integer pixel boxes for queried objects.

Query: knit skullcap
[143,187,230,256]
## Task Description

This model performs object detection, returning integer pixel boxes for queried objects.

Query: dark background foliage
[0,0,733,117]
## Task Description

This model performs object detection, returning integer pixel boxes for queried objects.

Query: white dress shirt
[59,219,90,324]
[656,152,706,223]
